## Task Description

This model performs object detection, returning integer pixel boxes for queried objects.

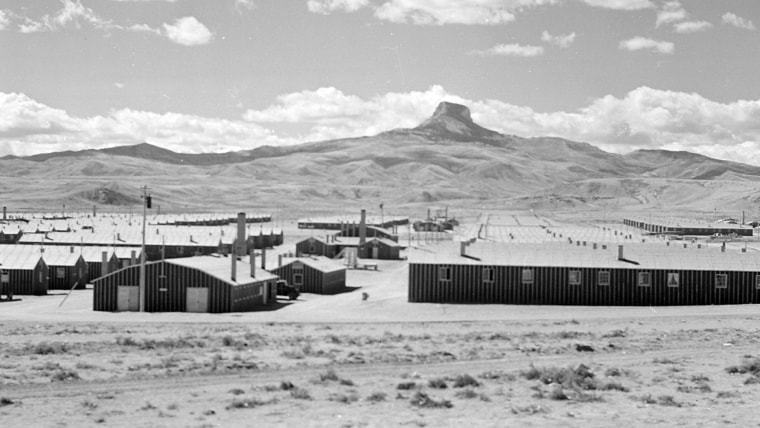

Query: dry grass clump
[329,392,360,404]
[290,388,311,400]
[454,389,478,399]
[365,392,387,402]
[522,364,596,390]
[226,397,270,410]
[115,336,203,350]
[410,391,453,409]
[51,369,80,382]
[453,374,480,388]
[228,388,245,396]
[1,397,16,407]
[397,381,417,390]
[726,357,760,375]
[427,378,448,389]
[32,342,69,355]
[511,403,547,415]
[636,394,682,407]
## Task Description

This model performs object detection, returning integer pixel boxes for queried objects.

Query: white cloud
[470,43,544,56]
[580,0,653,11]
[541,30,576,48]
[163,16,213,46]
[722,12,755,31]
[0,92,287,157]
[307,0,369,14]
[655,1,685,27]
[619,36,674,54]
[673,20,712,33]
[0,9,12,30]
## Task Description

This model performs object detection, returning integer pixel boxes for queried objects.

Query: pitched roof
[276,256,346,274]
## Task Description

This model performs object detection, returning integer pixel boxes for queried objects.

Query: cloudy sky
[1,0,760,164]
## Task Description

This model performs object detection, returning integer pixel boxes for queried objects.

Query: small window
[756,275,760,290]
[310,244,316,254]
[483,268,494,283]
[598,270,610,286]
[56,267,65,279]
[667,273,679,288]
[569,270,581,285]
[638,272,650,287]
[716,274,728,289]
[439,266,451,281]
[522,268,533,285]
[294,274,303,286]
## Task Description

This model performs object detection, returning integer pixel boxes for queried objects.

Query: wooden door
[117,286,139,311]
[186,287,209,313]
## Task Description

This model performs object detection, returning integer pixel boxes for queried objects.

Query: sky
[1,0,760,164]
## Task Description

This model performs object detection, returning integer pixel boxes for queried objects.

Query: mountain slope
[3,102,760,210]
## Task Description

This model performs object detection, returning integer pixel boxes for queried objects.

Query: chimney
[101,251,109,277]
[70,246,74,254]
[261,246,266,270]
[278,254,283,267]
[130,250,136,266]
[250,251,255,278]
[721,242,726,252]
[231,241,237,282]
[617,245,624,260]
[683,243,688,249]
[2,206,6,220]
[593,243,597,250]
[742,210,745,225]
[236,212,246,255]
[359,209,367,245]
[460,241,467,256]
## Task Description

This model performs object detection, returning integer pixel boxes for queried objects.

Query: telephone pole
[139,186,151,312]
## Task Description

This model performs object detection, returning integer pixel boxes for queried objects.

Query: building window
[569,270,581,285]
[310,244,316,253]
[638,272,650,287]
[716,274,728,289]
[756,275,760,290]
[667,273,679,288]
[439,266,451,281]
[598,271,610,286]
[294,274,303,286]
[522,268,533,285]
[483,267,494,283]
[56,267,65,279]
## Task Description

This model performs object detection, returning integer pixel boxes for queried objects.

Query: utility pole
[139,185,151,312]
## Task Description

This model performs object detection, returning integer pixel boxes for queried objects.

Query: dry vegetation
[2,314,760,426]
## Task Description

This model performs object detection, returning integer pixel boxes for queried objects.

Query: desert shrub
[290,388,311,400]
[717,391,740,399]
[33,342,68,355]
[652,357,678,365]
[602,329,627,338]
[339,378,355,386]
[410,391,453,409]
[280,381,295,391]
[226,397,265,409]
[599,381,629,392]
[455,389,478,399]
[511,404,547,415]
[115,336,138,346]
[657,395,682,407]
[691,374,710,382]
[81,400,98,410]
[573,391,604,402]
[428,378,448,389]
[744,376,760,385]
[453,374,480,388]
[1,398,15,407]
[549,386,568,401]
[366,392,387,402]
[75,362,98,370]
[726,358,760,375]
[51,369,80,382]
[636,394,657,405]
[397,382,417,390]
[228,388,245,396]
[329,393,359,404]
[604,367,622,377]
[320,369,339,382]
[555,331,584,339]
[522,364,596,390]
[479,370,515,381]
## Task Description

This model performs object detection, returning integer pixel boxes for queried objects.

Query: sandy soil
[2,255,760,427]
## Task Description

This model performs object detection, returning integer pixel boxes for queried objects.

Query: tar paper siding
[93,261,271,312]
[296,239,338,258]
[408,263,760,306]
[2,259,49,295]
[47,257,88,290]
[358,240,399,260]
[271,262,346,294]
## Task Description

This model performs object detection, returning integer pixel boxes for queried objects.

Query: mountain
[2,102,760,212]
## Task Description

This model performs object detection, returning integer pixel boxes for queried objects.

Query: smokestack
[721,242,726,252]
[278,254,282,267]
[70,246,74,254]
[359,209,367,245]
[237,212,246,256]
[460,241,467,256]
[261,246,266,270]
[617,245,624,260]
[250,250,255,278]
[101,251,109,277]
[231,241,237,282]
[130,250,136,266]
[93,205,96,217]
[445,206,448,220]
[427,208,431,220]
[3,206,6,220]
[742,210,745,225]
